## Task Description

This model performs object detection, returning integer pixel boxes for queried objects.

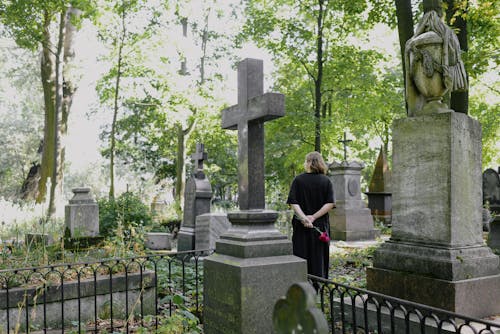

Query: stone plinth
[203,210,307,334]
[65,188,99,238]
[194,213,231,252]
[177,175,212,252]
[144,232,172,250]
[367,113,500,318]
[329,161,379,241]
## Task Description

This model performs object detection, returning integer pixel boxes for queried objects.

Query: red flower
[314,226,330,243]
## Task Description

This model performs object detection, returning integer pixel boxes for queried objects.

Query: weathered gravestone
[203,58,307,334]
[273,282,328,334]
[484,168,500,250]
[367,9,500,318]
[329,133,379,241]
[329,160,379,241]
[365,147,392,225]
[177,143,212,252]
[64,187,102,248]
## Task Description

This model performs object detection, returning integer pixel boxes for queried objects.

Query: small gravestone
[203,58,307,334]
[65,187,99,237]
[329,159,379,241]
[177,143,212,252]
[365,147,392,225]
[65,187,102,248]
[484,168,500,250]
[273,282,328,334]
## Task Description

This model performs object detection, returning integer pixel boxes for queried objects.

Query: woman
[287,151,335,280]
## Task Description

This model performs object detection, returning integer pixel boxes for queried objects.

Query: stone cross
[222,58,285,210]
[191,143,207,178]
[338,131,352,161]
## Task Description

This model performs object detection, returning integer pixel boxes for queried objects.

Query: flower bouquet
[313,226,330,243]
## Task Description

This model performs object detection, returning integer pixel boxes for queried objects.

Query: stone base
[367,267,500,318]
[204,253,306,334]
[337,295,500,334]
[195,213,231,252]
[372,240,500,281]
[330,208,379,241]
[145,232,172,250]
[487,215,500,251]
[177,226,195,252]
[203,210,308,334]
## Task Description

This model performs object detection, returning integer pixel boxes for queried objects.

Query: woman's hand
[302,216,314,228]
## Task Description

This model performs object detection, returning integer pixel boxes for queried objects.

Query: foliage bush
[98,192,152,237]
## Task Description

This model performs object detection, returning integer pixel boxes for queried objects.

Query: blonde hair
[304,151,328,174]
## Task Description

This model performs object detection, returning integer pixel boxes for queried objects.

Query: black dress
[286,172,334,278]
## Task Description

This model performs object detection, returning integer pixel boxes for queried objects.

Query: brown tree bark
[314,0,325,153]
[37,10,56,205]
[394,0,414,114]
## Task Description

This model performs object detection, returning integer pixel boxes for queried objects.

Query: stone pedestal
[367,113,500,318]
[65,188,99,238]
[203,210,307,334]
[329,161,379,241]
[194,213,231,252]
[177,175,212,252]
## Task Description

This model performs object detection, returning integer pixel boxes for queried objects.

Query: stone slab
[144,232,172,250]
[194,213,231,252]
[366,266,500,318]
[203,253,307,334]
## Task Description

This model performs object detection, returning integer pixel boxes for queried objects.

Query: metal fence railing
[309,274,500,334]
[0,249,210,333]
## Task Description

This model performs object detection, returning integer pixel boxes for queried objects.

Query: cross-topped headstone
[222,58,285,210]
[338,131,352,161]
[191,143,207,179]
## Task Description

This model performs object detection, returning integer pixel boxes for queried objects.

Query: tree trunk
[445,0,468,114]
[37,10,56,205]
[59,7,81,195]
[394,0,414,114]
[109,3,126,199]
[314,0,325,153]
[175,124,186,210]
[47,9,67,217]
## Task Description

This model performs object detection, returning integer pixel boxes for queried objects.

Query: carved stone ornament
[405,11,468,117]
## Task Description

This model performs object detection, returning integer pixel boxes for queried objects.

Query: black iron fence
[0,250,210,333]
[309,275,500,334]
[2,250,499,333]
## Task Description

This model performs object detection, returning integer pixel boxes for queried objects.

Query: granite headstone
[204,58,307,334]
[177,143,212,252]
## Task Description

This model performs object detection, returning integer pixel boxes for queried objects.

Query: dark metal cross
[191,143,207,179]
[221,58,285,210]
[338,132,352,161]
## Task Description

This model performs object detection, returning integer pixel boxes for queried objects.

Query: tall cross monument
[204,58,307,334]
[222,58,285,210]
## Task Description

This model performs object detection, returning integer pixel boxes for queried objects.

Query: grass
[328,245,377,289]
